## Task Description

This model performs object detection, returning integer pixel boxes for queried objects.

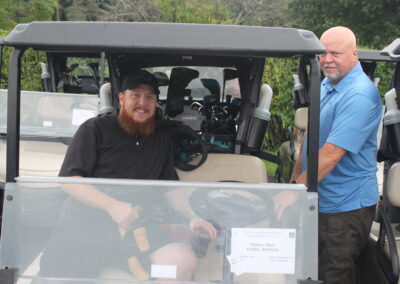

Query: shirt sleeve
[59,119,98,177]
[327,92,381,154]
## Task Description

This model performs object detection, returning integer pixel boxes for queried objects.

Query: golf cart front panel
[0,177,318,283]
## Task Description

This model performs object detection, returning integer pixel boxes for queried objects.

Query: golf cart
[0,22,324,283]
[356,38,400,284]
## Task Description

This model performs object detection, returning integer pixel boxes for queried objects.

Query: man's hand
[273,191,299,220]
[106,200,141,229]
[188,218,217,240]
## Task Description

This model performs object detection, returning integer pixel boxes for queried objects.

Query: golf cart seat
[291,107,308,161]
[376,161,400,284]
[275,107,308,182]
[176,153,268,183]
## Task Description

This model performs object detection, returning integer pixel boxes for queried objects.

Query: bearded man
[40,70,216,281]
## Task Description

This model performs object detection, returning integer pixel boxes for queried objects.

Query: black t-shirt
[59,114,178,181]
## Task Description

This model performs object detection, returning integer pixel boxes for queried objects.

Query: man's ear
[353,49,358,62]
[118,92,124,106]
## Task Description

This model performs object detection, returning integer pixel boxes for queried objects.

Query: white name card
[227,228,296,275]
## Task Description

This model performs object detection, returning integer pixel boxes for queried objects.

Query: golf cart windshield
[0,90,97,138]
[1,177,317,283]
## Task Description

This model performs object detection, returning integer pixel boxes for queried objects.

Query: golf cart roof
[358,49,394,62]
[381,38,400,61]
[3,21,325,57]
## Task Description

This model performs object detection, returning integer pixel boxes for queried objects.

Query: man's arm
[61,176,140,228]
[274,141,346,219]
[296,142,346,185]
[165,188,217,240]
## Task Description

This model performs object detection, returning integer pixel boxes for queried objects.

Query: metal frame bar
[6,48,24,182]
[0,44,3,81]
[306,56,321,192]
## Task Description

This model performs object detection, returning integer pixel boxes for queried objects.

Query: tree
[63,0,102,21]
[222,0,290,27]
[288,0,400,48]
[0,0,16,30]
[97,0,162,22]
[154,0,231,24]
[97,0,232,24]
[6,0,58,23]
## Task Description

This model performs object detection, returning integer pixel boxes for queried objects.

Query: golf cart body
[0,22,324,283]
[361,38,400,284]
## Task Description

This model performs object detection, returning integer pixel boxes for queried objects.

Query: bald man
[290,26,382,283]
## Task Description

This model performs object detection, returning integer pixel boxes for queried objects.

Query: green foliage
[6,0,58,23]
[1,26,45,90]
[262,58,300,150]
[0,46,46,91]
[0,46,10,89]
[288,0,400,49]
[154,0,232,24]
[94,0,162,22]
[222,0,290,27]
[263,150,278,176]
[20,50,47,91]
[63,0,102,21]
[375,61,397,96]
[0,1,16,30]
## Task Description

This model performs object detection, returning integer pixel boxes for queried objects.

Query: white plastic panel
[0,177,318,283]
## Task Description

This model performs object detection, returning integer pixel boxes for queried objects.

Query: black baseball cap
[120,70,160,94]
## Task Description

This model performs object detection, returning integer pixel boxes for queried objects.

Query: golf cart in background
[275,49,395,184]
[360,38,400,284]
[0,22,323,284]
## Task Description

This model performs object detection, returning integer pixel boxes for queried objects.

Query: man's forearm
[296,142,346,185]
[165,188,197,219]
[61,176,119,211]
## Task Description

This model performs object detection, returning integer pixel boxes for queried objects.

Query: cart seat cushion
[176,153,268,183]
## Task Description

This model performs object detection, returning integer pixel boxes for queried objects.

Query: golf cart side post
[1,22,324,284]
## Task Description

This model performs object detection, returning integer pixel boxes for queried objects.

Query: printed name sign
[227,228,296,275]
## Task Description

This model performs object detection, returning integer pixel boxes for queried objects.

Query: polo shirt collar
[322,62,362,94]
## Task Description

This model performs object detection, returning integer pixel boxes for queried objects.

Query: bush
[262,57,300,151]
[1,33,46,91]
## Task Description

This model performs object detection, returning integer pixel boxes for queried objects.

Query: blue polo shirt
[302,63,382,213]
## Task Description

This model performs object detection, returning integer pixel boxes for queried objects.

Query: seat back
[376,162,400,284]
[275,107,307,183]
[387,162,400,207]
[176,153,268,183]
[294,107,308,131]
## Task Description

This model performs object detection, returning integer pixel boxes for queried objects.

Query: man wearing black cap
[40,70,216,281]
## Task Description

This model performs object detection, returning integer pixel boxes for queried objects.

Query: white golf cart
[0,21,326,284]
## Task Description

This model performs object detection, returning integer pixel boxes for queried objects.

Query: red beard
[118,106,155,136]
